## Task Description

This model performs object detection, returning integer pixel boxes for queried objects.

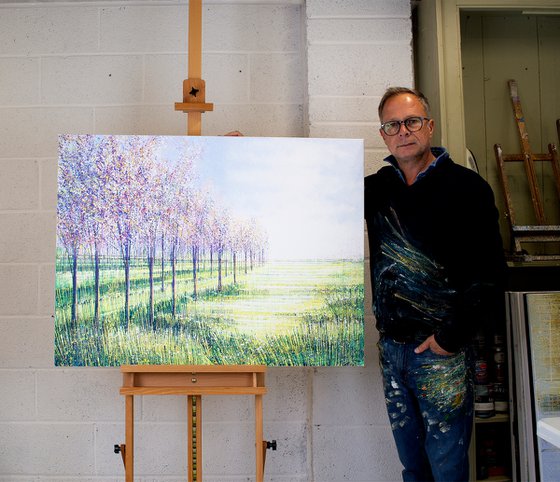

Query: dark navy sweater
[365,148,506,352]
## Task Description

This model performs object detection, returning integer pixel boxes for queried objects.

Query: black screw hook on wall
[262,439,277,468]
[114,444,126,465]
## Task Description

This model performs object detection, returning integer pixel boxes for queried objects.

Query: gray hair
[378,87,431,121]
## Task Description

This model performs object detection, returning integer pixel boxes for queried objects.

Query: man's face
[379,93,434,163]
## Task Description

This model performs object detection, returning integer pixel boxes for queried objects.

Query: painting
[55,135,364,366]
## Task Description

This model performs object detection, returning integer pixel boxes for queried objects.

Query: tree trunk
[217,249,222,292]
[171,247,177,317]
[123,243,131,330]
[148,254,155,331]
[161,234,165,292]
[192,245,198,299]
[94,249,100,333]
[71,251,78,329]
[233,251,237,284]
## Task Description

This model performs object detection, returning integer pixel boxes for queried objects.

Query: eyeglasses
[380,116,430,136]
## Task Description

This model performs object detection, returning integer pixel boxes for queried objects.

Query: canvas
[55,135,364,366]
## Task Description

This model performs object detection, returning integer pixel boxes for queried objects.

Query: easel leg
[125,395,134,482]
[256,394,264,482]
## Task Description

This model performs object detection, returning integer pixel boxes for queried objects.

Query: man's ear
[427,119,435,136]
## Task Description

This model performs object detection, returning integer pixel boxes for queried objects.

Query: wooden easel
[116,2,272,480]
[494,80,560,260]
[117,365,267,481]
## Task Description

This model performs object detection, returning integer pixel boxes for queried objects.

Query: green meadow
[55,256,364,366]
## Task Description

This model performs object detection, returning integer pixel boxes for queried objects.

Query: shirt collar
[384,147,448,184]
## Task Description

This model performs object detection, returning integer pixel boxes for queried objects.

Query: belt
[382,333,426,344]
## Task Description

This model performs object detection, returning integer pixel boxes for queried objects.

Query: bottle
[493,382,508,414]
[474,332,494,418]
[493,337,507,384]
[474,332,489,385]
[475,357,489,385]
[492,334,508,413]
[475,383,495,418]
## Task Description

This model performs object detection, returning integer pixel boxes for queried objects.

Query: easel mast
[175,2,212,480]
[174,0,214,136]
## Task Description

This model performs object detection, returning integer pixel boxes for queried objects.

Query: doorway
[461,11,560,252]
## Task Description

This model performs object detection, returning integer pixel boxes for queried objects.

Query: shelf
[120,364,267,396]
[475,413,509,424]
[537,417,560,449]
[477,476,511,482]
[120,386,268,396]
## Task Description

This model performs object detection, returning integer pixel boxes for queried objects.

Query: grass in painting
[55,256,364,366]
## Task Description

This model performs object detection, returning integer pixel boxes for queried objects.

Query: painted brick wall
[0,0,412,480]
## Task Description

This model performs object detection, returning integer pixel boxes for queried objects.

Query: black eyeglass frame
[380,116,431,136]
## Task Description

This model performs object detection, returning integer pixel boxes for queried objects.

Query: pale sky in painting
[158,136,364,261]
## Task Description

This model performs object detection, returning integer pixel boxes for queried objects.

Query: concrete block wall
[305,2,413,480]
[0,0,412,480]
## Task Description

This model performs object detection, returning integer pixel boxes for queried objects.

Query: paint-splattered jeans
[378,337,474,482]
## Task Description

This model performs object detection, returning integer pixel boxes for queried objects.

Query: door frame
[414,0,560,164]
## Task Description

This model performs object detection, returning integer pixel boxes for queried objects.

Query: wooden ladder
[494,80,560,260]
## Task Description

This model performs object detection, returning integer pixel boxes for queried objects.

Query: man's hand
[414,335,453,356]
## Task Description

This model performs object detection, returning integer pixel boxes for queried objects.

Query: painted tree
[250,219,268,268]
[102,135,160,329]
[239,218,256,274]
[161,150,197,316]
[136,151,167,330]
[77,135,123,335]
[229,219,244,284]
[57,134,97,328]
[253,223,268,266]
[208,208,231,292]
[185,191,210,299]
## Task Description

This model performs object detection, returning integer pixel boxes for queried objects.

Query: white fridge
[507,290,560,482]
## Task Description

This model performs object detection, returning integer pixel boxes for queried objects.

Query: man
[365,87,505,481]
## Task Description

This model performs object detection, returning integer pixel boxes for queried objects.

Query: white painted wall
[0,0,413,480]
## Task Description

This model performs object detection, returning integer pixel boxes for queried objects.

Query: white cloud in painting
[190,136,364,261]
